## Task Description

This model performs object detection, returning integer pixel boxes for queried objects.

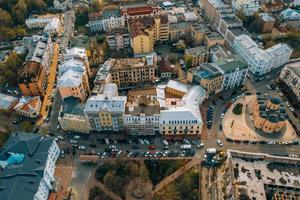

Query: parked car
[78,146,86,150]
[216,139,223,147]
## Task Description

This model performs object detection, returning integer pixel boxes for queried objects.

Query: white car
[70,139,78,144]
[57,136,64,140]
[78,146,86,150]
[217,139,223,147]
[197,143,204,148]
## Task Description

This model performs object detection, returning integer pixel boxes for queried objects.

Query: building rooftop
[185,46,207,56]
[229,150,300,200]
[125,88,160,116]
[205,31,223,40]
[221,15,242,26]
[169,22,189,30]
[61,97,85,116]
[228,26,250,37]
[0,93,18,110]
[215,55,248,73]
[110,57,154,71]
[259,13,275,21]
[121,3,157,16]
[107,27,129,35]
[58,70,83,88]
[166,80,191,94]
[18,62,43,84]
[190,22,210,33]
[128,16,155,38]
[89,9,121,20]
[284,61,300,77]
[14,96,41,114]
[0,132,56,200]
[189,63,223,80]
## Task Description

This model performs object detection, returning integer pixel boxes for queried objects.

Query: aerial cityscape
[0,0,299,199]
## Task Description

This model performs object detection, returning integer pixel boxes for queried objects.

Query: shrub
[232,103,243,115]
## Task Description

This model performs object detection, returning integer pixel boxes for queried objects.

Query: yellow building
[128,15,169,54]
[187,63,224,94]
[184,46,208,67]
[110,57,156,87]
[203,32,225,49]
[252,95,287,133]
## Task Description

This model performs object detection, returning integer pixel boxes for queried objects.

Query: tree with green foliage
[19,121,34,132]
[0,52,25,86]
[12,0,28,24]
[96,34,106,44]
[154,184,181,200]
[89,0,103,13]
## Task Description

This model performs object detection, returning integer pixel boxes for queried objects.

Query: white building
[64,47,88,62]
[234,34,292,75]
[232,0,260,16]
[156,80,206,138]
[26,16,60,29]
[53,0,72,10]
[43,18,61,35]
[124,88,160,135]
[214,55,249,90]
[25,35,53,72]
[84,84,127,132]
[280,62,300,102]
[88,9,125,32]
[14,96,42,118]
[58,57,90,101]
[0,132,60,200]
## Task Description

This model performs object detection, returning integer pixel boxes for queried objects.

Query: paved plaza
[223,95,297,141]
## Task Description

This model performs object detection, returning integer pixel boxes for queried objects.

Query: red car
[149,145,156,150]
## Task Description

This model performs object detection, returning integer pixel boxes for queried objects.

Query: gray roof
[0,132,55,200]
[0,93,18,110]
[60,97,85,116]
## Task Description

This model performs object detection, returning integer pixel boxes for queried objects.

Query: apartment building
[109,57,156,87]
[88,9,125,32]
[58,97,91,134]
[234,34,292,75]
[26,15,59,29]
[280,62,300,102]
[157,80,206,139]
[257,13,275,33]
[202,0,234,28]
[203,31,225,49]
[187,63,224,94]
[184,46,208,67]
[84,84,127,132]
[215,55,248,90]
[124,88,160,135]
[120,3,160,19]
[106,28,131,50]
[25,35,53,72]
[93,59,113,89]
[0,132,60,200]
[187,55,248,93]
[18,61,47,97]
[128,15,169,54]
[58,58,90,102]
